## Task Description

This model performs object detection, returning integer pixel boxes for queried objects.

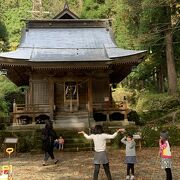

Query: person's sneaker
[42,163,47,166]
[126,175,130,180]
[54,159,59,164]
[130,175,135,180]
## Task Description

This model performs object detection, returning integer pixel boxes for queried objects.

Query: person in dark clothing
[42,121,58,166]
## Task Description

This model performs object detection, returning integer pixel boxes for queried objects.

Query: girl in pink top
[159,131,172,180]
[58,136,64,150]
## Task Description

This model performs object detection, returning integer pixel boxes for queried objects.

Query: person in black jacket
[42,121,58,166]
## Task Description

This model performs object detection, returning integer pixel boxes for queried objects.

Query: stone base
[122,119,129,126]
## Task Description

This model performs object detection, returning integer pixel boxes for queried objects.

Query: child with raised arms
[121,132,136,180]
[78,125,124,180]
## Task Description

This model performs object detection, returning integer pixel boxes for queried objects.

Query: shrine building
[0,4,146,128]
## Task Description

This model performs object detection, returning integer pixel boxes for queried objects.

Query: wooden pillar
[13,99,17,124]
[29,77,35,124]
[88,76,93,116]
[122,96,129,125]
[105,98,110,121]
[48,78,54,121]
[29,78,33,105]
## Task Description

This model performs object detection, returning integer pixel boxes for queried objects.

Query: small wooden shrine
[0,4,146,128]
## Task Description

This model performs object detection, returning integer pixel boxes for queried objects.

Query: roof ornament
[64,1,69,10]
[53,1,79,19]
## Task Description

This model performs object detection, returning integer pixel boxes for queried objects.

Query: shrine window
[33,81,48,104]
[65,81,77,100]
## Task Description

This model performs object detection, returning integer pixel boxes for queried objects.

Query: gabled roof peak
[53,2,79,19]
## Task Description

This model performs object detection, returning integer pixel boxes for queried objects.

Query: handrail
[93,100,127,111]
[14,104,51,113]
[13,101,128,114]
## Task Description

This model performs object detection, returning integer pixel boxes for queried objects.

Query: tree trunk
[157,65,164,93]
[140,80,144,90]
[165,26,177,95]
[164,0,177,95]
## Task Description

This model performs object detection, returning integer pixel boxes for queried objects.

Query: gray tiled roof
[0,25,146,62]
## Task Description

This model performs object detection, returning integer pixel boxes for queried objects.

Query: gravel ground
[0,147,179,180]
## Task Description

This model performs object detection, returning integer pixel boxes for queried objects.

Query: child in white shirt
[78,125,124,180]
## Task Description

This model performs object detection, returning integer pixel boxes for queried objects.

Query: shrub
[127,110,143,125]
[0,123,6,130]
[141,125,180,147]
[109,125,140,149]
[18,135,33,152]
[175,111,180,123]
[141,125,160,147]
[109,124,180,148]
[135,93,180,123]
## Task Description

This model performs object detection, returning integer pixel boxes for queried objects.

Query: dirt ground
[0,147,180,180]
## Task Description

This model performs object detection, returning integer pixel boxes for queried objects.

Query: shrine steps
[53,111,93,128]
[54,129,93,152]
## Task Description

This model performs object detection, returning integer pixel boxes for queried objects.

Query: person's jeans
[44,148,55,161]
[93,163,112,180]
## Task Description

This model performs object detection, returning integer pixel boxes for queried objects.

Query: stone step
[54,129,93,151]
[54,111,89,123]
[54,116,88,121]
[53,121,90,128]
[53,111,90,128]
[55,111,89,116]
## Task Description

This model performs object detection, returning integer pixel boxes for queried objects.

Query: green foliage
[115,0,179,92]
[0,97,8,116]
[135,92,180,122]
[0,0,179,86]
[0,130,38,153]
[0,130,13,145]
[0,77,13,117]
[0,76,16,96]
[112,86,133,102]
[108,125,140,149]
[141,125,160,147]
[175,111,180,123]
[168,125,180,145]
[127,110,142,125]
[128,57,161,87]
[0,76,20,116]
[141,125,180,147]
[1,0,32,49]
[110,133,123,149]
[0,21,9,51]
[123,125,140,136]
[0,0,179,118]
[81,0,106,18]
[4,88,25,112]
[18,135,34,152]
[136,92,180,112]
[43,0,81,18]
[0,123,6,130]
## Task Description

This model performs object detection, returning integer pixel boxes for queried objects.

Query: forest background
[0,0,180,128]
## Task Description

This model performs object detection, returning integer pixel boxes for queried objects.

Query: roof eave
[107,51,147,64]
